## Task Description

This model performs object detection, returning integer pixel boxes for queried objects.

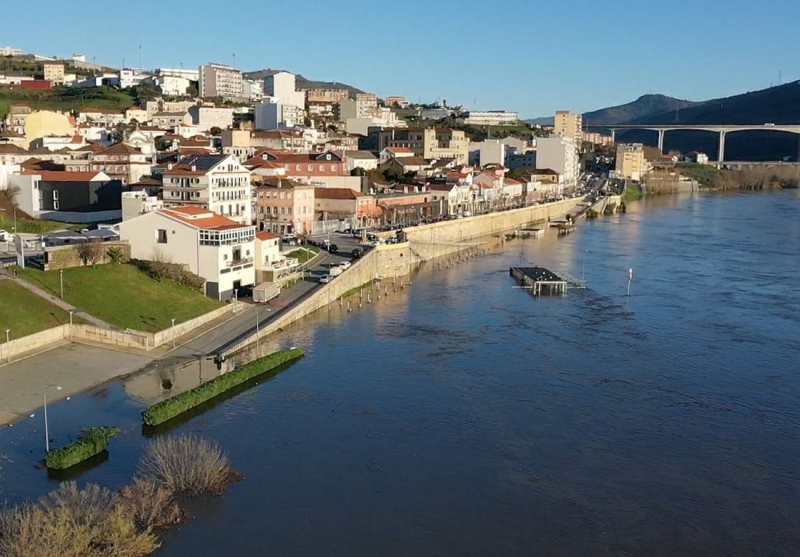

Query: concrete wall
[44,242,131,271]
[38,209,122,223]
[151,305,231,346]
[1,325,69,362]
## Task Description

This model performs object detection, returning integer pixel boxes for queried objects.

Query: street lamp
[43,385,62,453]
[60,269,64,299]
[171,318,176,348]
[4,329,9,364]
[68,310,74,340]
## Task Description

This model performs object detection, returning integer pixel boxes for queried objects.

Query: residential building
[222,129,310,160]
[199,63,244,102]
[43,62,65,84]
[161,153,252,224]
[125,106,149,124]
[376,193,443,226]
[255,98,299,130]
[428,182,473,216]
[506,150,537,170]
[305,89,350,118]
[151,112,192,129]
[254,231,286,281]
[379,156,431,177]
[554,110,583,143]
[88,143,154,185]
[384,96,410,108]
[77,108,125,126]
[469,140,506,167]
[245,150,350,180]
[121,190,163,221]
[243,79,264,102]
[0,47,22,56]
[188,105,234,132]
[536,136,579,191]
[459,110,518,126]
[148,74,192,96]
[420,107,451,120]
[254,178,315,235]
[583,131,613,147]
[343,150,379,173]
[264,72,306,110]
[615,143,650,181]
[10,170,121,221]
[366,127,468,165]
[29,134,85,151]
[335,93,378,120]
[314,187,377,229]
[154,67,200,82]
[119,206,256,301]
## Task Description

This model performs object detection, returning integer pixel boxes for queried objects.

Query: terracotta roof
[0,144,28,154]
[160,207,250,230]
[95,143,142,156]
[314,187,367,200]
[24,171,104,181]
[384,147,414,153]
[256,231,280,241]
[428,183,457,191]
[395,157,429,166]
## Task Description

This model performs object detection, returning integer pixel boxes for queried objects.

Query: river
[1,190,799,556]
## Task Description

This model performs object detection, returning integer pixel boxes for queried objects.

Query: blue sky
[6,0,799,118]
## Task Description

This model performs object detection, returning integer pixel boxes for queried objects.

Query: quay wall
[222,199,579,355]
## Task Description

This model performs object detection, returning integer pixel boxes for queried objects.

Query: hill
[584,94,702,125]
[526,94,702,126]
[0,85,136,118]
[244,69,363,96]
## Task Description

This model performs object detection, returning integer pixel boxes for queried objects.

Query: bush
[0,482,159,557]
[118,478,184,530]
[130,259,206,292]
[138,434,236,494]
[142,348,304,426]
[106,246,125,265]
[45,426,120,470]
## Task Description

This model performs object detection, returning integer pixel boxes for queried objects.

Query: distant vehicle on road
[330,266,343,277]
[0,230,12,242]
[338,261,351,270]
[351,247,364,258]
[328,244,339,254]
[319,274,332,283]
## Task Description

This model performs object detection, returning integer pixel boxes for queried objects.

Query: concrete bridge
[587,124,800,162]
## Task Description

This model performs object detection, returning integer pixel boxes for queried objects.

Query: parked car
[351,247,364,258]
[319,274,332,283]
[338,261,351,270]
[328,244,339,254]
[0,230,12,242]
[330,266,343,277]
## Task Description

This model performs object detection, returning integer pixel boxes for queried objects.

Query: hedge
[46,426,121,470]
[142,348,305,427]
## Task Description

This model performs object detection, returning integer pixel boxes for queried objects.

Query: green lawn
[17,265,222,333]
[0,279,78,338]
[0,213,73,234]
[286,246,320,263]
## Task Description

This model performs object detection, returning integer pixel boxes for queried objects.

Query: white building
[155,67,200,81]
[199,63,244,102]
[119,206,256,301]
[254,98,299,130]
[0,47,22,57]
[469,140,506,167]
[161,153,253,225]
[243,79,264,102]
[535,136,579,191]
[264,72,306,110]
[188,105,234,132]
[460,111,518,126]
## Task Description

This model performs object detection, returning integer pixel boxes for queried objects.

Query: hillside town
[0,47,649,304]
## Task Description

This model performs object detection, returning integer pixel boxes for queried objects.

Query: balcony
[225,256,254,268]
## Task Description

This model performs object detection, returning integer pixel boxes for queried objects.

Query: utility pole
[138,45,142,73]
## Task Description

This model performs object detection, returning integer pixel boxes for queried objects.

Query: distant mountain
[525,94,701,127]
[244,69,363,96]
[584,94,703,125]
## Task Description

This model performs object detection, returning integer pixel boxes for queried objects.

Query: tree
[209,127,222,136]
[351,167,366,177]
[106,246,125,265]
[77,242,104,268]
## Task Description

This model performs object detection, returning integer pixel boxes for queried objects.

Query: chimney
[167,163,173,170]
[191,165,197,172]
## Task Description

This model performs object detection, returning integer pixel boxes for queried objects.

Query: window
[52,190,59,200]
[156,229,168,244]
[320,165,325,172]
[331,164,337,172]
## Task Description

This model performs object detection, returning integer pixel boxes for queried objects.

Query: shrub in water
[118,478,184,531]
[138,434,238,494]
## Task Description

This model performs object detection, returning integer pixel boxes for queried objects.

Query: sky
[6,0,800,118]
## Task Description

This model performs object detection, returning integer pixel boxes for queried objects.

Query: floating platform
[510,266,568,296]
[520,227,544,238]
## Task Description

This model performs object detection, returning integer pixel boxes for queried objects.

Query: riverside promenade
[0,197,580,425]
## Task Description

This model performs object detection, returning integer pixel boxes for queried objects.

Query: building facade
[536,136,579,191]
[615,143,649,181]
[161,153,253,224]
[255,179,315,235]
[554,110,583,143]
[199,63,244,102]
[119,206,256,301]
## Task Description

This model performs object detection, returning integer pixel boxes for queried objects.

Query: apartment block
[199,63,244,102]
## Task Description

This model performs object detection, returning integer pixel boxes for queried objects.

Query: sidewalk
[0,272,113,329]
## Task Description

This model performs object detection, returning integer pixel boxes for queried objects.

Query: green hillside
[244,68,363,96]
[0,86,138,118]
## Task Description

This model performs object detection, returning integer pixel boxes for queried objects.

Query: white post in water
[627,268,633,296]
[43,385,62,453]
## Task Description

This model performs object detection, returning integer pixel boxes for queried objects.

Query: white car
[338,261,351,270]
[0,230,13,242]
[319,274,332,284]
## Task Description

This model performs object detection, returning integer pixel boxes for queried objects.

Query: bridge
[586,124,800,162]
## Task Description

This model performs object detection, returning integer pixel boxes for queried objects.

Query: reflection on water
[1,190,800,556]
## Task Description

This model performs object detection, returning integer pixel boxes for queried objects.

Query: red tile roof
[160,207,250,230]
[314,187,367,200]
[256,231,280,241]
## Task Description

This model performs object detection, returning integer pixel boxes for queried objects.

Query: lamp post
[43,385,62,453]
[171,318,176,348]
[4,329,9,364]
[60,269,64,299]
[255,310,260,357]
[627,268,633,296]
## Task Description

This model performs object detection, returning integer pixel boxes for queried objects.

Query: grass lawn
[0,279,80,338]
[17,264,223,333]
[286,245,320,264]
[0,213,73,234]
